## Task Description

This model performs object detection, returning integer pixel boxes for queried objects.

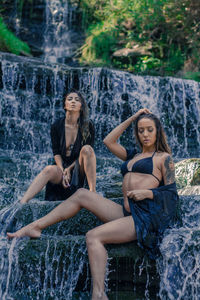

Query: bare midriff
[122,172,160,212]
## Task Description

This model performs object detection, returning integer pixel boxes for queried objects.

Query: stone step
[1,223,199,299]
[0,234,158,299]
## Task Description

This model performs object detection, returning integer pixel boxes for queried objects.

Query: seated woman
[8,108,178,300]
[20,89,96,204]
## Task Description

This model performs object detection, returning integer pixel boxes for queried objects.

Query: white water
[43,0,77,63]
[0,52,200,299]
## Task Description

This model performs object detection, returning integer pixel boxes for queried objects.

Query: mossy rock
[175,158,200,190]
[191,167,200,185]
[1,235,157,299]
[178,185,200,196]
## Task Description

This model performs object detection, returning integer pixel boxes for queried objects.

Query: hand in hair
[132,108,151,122]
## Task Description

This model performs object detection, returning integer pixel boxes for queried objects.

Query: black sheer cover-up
[122,149,179,260]
[45,117,95,201]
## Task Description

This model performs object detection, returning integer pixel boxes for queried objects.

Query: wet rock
[113,45,152,58]
[178,185,200,196]
[175,158,200,193]
[0,235,158,299]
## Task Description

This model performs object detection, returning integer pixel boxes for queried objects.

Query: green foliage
[0,17,31,56]
[134,56,162,73]
[79,0,200,79]
[183,72,200,82]
[80,20,119,65]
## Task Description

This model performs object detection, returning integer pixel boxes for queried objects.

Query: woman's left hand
[62,167,71,188]
[127,189,153,201]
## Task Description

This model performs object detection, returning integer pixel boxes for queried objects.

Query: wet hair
[134,113,171,154]
[63,89,90,142]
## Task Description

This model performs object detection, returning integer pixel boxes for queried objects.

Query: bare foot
[7,223,41,239]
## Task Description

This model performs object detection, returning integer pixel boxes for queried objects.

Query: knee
[75,187,88,197]
[73,188,90,203]
[86,229,99,249]
[80,145,95,158]
[43,165,58,177]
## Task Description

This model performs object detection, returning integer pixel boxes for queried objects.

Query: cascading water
[0,234,89,299]
[0,51,200,299]
[158,195,200,300]
[43,0,80,63]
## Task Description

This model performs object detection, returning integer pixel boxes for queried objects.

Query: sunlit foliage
[79,0,200,78]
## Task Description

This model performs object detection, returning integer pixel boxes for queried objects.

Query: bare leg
[7,188,124,238]
[86,217,136,300]
[79,145,96,192]
[20,165,62,204]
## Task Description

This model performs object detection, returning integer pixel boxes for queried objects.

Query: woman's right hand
[132,108,151,121]
[103,107,151,161]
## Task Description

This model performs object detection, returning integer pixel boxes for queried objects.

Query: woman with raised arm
[20,89,96,204]
[8,108,178,300]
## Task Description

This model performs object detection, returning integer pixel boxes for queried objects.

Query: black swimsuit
[121,151,163,217]
[120,149,169,259]
[121,151,161,183]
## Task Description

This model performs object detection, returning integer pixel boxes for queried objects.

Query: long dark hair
[63,89,90,142]
[134,113,171,154]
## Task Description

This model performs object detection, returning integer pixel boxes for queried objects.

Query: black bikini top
[121,149,161,183]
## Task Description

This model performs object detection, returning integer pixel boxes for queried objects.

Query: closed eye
[138,127,154,133]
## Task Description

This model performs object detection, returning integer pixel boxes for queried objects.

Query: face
[64,92,82,112]
[137,118,157,148]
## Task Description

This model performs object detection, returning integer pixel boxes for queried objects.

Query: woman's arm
[161,154,175,185]
[54,155,64,172]
[103,108,150,161]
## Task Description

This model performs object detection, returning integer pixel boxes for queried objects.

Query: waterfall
[0,234,88,299]
[43,0,80,63]
[1,53,199,157]
[0,52,200,299]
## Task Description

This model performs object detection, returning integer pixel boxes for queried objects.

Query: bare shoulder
[156,152,174,167]
[154,151,169,163]
[155,151,169,157]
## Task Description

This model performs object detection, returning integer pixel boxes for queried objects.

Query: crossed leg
[86,216,136,300]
